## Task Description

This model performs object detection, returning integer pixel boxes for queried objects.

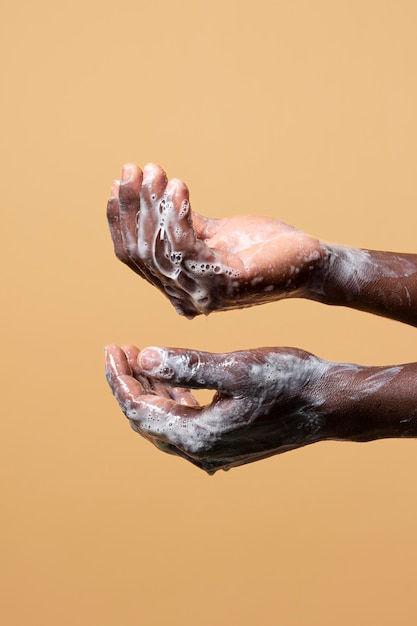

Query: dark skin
[107,163,417,324]
[106,164,327,318]
[105,163,417,474]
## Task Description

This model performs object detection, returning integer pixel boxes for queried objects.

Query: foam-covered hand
[107,164,326,318]
[105,344,330,473]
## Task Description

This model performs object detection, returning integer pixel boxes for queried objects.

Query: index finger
[105,344,145,405]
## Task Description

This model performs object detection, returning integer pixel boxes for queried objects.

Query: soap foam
[135,181,245,316]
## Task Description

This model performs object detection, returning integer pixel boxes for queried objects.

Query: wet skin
[105,344,417,474]
[105,344,327,473]
[107,163,417,324]
[107,163,325,318]
[106,163,417,473]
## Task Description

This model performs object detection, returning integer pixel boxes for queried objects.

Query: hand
[107,163,327,318]
[105,344,329,473]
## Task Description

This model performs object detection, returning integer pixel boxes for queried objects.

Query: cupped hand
[105,344,329,473]
[107,163,327,318]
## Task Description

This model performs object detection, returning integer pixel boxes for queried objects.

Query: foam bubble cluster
[178,199,190,218]
[134,174,246,316]
[184,260,241,278]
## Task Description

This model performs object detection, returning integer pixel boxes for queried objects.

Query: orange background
[2,1,417,624]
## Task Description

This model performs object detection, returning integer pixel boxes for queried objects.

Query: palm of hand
[199,214,323,287]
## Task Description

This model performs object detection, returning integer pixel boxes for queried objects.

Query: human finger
[169,387,200,407]
[137,163,168,256]
[192,212,223,241]
[122,344,199,405]
[118,163,143,258]
[140,172,201,299]
[105,344,146,409]
[107,181,142,274]
[159,180,227,300]
[116,163,176,292]
[122,344,159,398]
[105,346,178,427]
[162,178,195,250]
[138,347,248,392]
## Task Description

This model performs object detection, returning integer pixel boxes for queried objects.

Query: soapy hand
[105,344,329,473]
[107,163,327,318]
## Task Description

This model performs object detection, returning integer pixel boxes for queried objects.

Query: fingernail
[121,165,133,182]
[139,347,164,371]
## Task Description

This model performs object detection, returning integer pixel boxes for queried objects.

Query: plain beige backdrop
[2,0,417,624]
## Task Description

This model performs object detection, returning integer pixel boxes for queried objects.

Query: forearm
[313,360,417,442]
[308,244,417,326]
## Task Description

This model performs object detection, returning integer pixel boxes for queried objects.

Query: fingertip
[166,177,189,198]
[121,166,133,183]
[104,345,124,383]
[121,343,140,354]
[121,163,141,183]
[110,180,120,197]
[139,347,165,372]
[143,162,161,172]
[170,388,200,407]
[143,163,167,182]
[104,344,118,358]
[177,178,189,195]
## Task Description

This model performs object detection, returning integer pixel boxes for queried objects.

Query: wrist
[302,241,334,303]
[305,243,361,306]
[311,361,417,442]
[308,362,372,441]
[307,243,417,326]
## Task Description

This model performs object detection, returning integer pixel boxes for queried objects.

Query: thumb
[138,347,241,390]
